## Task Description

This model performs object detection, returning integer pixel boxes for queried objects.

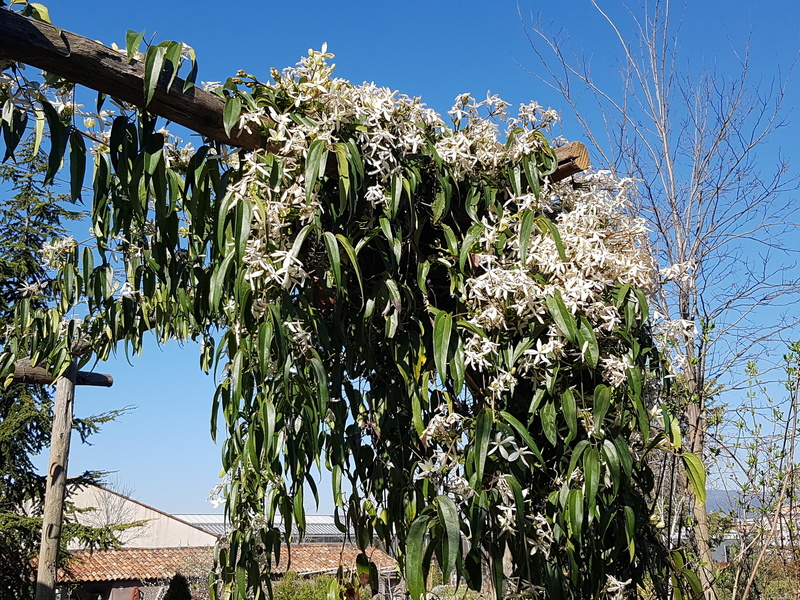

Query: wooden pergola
[0,8,591,600]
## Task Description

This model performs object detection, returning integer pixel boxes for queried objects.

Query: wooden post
[34,361,77,600]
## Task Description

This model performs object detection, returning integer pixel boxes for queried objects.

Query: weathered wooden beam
[0,10,592,182]
[12,359,113,387]
[0,9,262,149]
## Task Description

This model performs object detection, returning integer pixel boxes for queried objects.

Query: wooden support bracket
[12,359,113,387]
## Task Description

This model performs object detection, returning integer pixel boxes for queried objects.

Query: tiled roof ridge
[70,545,216,553]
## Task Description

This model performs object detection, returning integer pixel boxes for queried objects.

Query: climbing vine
[0,6,702,599]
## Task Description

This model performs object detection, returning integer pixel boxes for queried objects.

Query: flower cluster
[219,48,571,301]
[462,170,657,391]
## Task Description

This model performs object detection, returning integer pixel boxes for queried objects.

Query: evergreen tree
[163,573,192,600]
[0,139,120,599]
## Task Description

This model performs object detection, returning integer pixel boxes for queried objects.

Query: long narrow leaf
[436,496,460,582]
[223,96,242,138]
[682,451,707,505]
[144,45,167,106]
[68,129,86,201]
[406,515,431,600]
[433,311,452,380]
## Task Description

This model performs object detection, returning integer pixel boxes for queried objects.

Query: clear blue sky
[31,1,799,514]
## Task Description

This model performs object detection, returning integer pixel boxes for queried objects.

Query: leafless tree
[73,477,147,546]
[522,1,799,597]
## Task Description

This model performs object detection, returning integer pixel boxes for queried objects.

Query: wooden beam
[0,10,592,182]
[551,141,591,183]
[0,9,262,149]
[34,361,76,600]
[13,359,113,387]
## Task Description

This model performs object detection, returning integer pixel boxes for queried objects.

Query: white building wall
[68,485,218,548]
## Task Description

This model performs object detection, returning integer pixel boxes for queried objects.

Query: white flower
[660,259,695,283]
[285,320,313,353]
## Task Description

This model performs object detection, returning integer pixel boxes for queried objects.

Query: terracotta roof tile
[60,547,215,582]
[60,544,396,583]
[273,544,396,574]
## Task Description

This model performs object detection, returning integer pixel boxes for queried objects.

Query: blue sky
[28,0,800,514]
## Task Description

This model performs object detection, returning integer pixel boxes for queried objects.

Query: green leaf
[68,129,86,202]
[209,253,235,312]
[474,408,492,486]
[593,384,611,431]
[561,389,577,443]
[305,139,329,202]
[310,354,329,405]
[183,46,199,92]
[436,496,460,582]
[544,290,578,344]
[406,514,431,600]
[2,101,27,162]
[602,439,620,494]
[32,106,45,158]
[332,464,344,508]
[518,210,536,264]
[583,447,600,516]
[451,337,465,396]
[568,489,583,541]
[287,223,314,267]
[417,260,430,295]
[433,311,452,380]
[26,2,52,23]
[458,222,483,272]
[541,400,557,446]
[144,45,167,106]
[334,235,362,300]
[624,505,636,560]
[223,96,242,138]
[666,408,682,450]
[41,100,68,185]
[521,154,541,198]
[125,30,145,63]
[234,197,253,261]
[162,41,183,93]
[682,451,707,505]
[576,316,599,366]
[537,216,567,261]
[262,400,276,455]
[323,231,342,289]
[506,473,526,539]
[613,436,633,479]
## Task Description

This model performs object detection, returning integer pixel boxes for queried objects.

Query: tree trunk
[34,361,77,600]
[686,388,717,600]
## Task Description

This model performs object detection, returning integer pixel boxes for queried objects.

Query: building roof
[60,544,396,583]
[175,514,353,541]
[273,544,396,575]
[60,546,215,582]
